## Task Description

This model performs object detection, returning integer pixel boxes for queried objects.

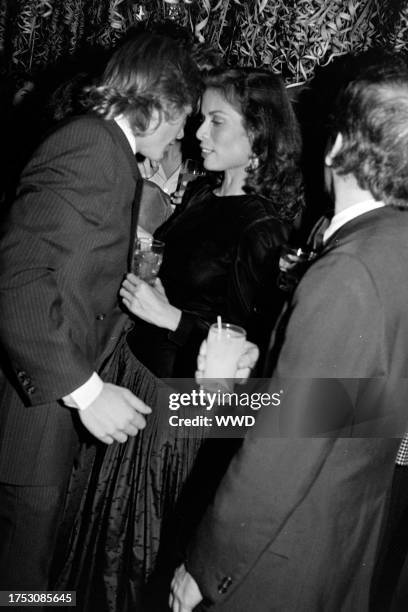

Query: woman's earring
[247,154,259,172]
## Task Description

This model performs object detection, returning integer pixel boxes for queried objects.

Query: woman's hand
[196,339,259,385]
[120,274,182,331]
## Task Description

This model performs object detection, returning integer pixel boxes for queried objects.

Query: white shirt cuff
[62,372,104,410]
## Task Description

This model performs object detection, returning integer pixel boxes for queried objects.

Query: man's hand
[196,339,259,385]
[170,564,203,612]
[120,273,182,331]
[170,187,184,206]
[138,158,160,179]
[79,382,152,444]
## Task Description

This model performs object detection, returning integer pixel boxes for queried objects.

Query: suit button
[96,313,106,321]
[218,576,232,594]
[27,386,35,395]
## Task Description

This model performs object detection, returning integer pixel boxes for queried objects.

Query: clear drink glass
[201,323,247,386]
[132,238,165,285]
[175,158,205,199]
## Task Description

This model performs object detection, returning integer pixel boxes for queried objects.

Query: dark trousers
[371,465,408,611]
[0,482,68,589]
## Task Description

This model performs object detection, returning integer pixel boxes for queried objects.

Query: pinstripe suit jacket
[0,115,141,485]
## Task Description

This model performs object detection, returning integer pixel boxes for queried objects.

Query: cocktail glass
[132,238,165,285]
[175,158,205,199]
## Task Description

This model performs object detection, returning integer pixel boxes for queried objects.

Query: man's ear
[325,133,343,167]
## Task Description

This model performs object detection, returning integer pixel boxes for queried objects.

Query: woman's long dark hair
[204,68,303,221]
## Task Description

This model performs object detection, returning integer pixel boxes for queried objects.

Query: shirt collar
[114,115,136,155]
[323,199,385,244]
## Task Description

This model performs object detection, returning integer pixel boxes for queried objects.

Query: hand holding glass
[277,245,313,292]
[196,337,258,386]
[132,238,164,285]
[197,323,247,392]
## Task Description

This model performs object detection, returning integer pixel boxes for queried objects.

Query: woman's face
[196,88,252,173]
[136,106,191,161]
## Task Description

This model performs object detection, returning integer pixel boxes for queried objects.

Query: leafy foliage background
[1,0,407,83]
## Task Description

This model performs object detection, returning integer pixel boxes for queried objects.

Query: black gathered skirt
[53,331,210,612]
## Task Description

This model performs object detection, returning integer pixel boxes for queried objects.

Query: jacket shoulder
[41,115,116,148]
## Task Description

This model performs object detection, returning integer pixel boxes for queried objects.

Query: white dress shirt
[63,116,136,410]
[139,158,181,195]
[323,198,385,244]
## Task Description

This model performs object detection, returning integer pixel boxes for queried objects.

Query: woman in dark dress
[55,68,303,611]
[123,68,303,378]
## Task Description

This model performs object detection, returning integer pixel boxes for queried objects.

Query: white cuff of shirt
[62,372,104,410]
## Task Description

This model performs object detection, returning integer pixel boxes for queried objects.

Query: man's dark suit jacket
[0,115,141,485]
[186,206,408,611]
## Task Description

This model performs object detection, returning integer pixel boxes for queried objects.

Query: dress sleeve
[229,217,284,321]
[167,311,204,346]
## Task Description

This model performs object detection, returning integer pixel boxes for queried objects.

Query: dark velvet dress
[54,179,290,611]
[129,179,289,377]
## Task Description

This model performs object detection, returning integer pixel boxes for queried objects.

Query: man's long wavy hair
[84,31,202,134]
[330,53,408,209]
[203,68,303,221]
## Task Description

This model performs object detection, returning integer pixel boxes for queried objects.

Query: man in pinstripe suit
[0,31,200,590]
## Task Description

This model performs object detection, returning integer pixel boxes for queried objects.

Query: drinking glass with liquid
[132,238,165,285]
[198,322,247,392]
[175,159,205,200]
